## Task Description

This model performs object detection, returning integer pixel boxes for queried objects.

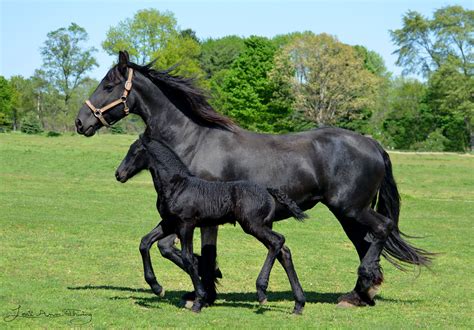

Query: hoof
[183,299,194,310]
[337,291,371,307]
[191,306,202,313]
[151,285,164,297]
[259,298,267,305]
[367,285,380,300]
[337,300,357,308]
[292,307,304,315]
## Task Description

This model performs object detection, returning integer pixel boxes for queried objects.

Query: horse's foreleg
[199,225,219,304]
[139,223,170,296]
[179,224,207,313]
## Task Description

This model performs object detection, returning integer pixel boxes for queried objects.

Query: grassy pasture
[1,132,473,328]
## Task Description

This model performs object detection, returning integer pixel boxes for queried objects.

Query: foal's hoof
[292,307,304,315]
[259,298,268,305]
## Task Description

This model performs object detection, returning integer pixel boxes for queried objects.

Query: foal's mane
[127,62,237,131]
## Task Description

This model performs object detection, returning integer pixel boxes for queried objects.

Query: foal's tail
[267,188,308,221]
[375,145,435,270]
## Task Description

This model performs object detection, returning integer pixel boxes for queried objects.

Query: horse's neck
[132,80,204,150]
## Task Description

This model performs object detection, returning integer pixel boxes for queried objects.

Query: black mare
[116,135,308,313]
[75,51,433,307]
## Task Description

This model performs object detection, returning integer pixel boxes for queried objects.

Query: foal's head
[115,136,148,183]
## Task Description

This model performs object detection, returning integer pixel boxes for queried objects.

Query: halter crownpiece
[85,67,134,127]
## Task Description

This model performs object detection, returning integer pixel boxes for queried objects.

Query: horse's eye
[104,84,115,92]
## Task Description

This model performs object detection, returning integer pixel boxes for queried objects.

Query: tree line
[0,6,472,151]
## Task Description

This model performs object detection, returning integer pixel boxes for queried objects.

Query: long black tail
[375,145,435,270]
[267,188,308,221]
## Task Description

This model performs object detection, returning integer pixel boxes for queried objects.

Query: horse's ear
[118,51,129,76]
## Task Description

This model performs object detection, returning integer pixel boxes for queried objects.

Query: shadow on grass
[68,284,418,313]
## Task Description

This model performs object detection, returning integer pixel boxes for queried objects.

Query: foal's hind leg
[337,209,393,307]
[139,223,172,296]
[243,224,305,313]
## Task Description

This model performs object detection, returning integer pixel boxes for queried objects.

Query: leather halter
[85,68,134,127]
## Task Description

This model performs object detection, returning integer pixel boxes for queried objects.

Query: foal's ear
[118,51,129,76]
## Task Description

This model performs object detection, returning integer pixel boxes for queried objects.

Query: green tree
[41,22,97,130]
[103,9,204,80]
[102,9,179,65]
[272,32,379,127]
[382,78,435,150]
[200,36,245,78]
[390,5,473,77]
[427,63,473,151]
[9,76,35,131]
[153,35,205,79]
[215,36,294,132]
[0,76,14,130]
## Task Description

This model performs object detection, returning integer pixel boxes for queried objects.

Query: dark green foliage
[20,114,43,134]
[214,36,295,132]
[109,123,126,135]
[200,36,245,79]
[0,76,14,130]
[411,129,449,151]
[46,131,61,137]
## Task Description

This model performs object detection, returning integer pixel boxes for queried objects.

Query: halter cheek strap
[85,68,134,127]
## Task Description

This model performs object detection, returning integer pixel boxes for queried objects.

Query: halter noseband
[85,67,134,127]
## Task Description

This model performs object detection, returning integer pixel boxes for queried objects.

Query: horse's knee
[372,216,393,240]
[281,245,292,259]
[139,237,149,254]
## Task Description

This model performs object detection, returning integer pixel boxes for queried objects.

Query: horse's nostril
[75,118,83,128]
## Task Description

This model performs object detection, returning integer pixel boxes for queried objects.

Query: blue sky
[1,0,471,80]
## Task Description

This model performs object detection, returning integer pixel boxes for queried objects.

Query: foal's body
[116,135,307,313]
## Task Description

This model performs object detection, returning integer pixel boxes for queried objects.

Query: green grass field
[1,132,473,328]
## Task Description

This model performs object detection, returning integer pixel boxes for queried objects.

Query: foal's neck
[145,139,191,193]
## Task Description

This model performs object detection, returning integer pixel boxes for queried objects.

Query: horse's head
[75,51,135,136]
[115,135,148,183]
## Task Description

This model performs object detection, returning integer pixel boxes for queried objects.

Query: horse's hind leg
[139,223,171,296]
[338,208,394,307]
[276,245,306,314]
[335,216,371,306]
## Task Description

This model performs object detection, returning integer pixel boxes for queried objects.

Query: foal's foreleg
[179,224,207,313]
[139,223,170,296]
[276,245,306,314]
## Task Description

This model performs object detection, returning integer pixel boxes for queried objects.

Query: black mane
[127,61,237,131]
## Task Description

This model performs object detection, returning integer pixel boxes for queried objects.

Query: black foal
[116,134,308,313]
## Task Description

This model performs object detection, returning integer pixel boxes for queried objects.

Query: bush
[410,129,448,152]
[46,131,61,137]
[0,112,12,132]
[109,123,125,134]
[20,115,43,134]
